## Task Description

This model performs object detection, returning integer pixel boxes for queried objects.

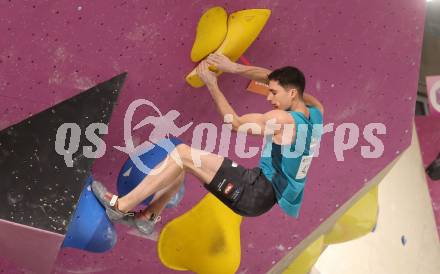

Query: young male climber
[92,53,324,235]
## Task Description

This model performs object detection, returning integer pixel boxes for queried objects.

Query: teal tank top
[259,106,323,217]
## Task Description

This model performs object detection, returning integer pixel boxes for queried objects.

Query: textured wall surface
[0,220,64,274]
[0,73,125,234]
[0,0,425,273]
[415,116,440,238]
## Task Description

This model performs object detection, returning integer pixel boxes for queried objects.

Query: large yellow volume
[323,185,379,245]
[190,7,227,62]
[283,236,325,274]
[157,194,243,274]
[186,9,271,88]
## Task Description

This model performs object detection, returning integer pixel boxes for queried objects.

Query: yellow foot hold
[186,8,272,88]
[191,7,228,62]
[158,194,242,274]
[283,235,325,274]
[324,185,379,245]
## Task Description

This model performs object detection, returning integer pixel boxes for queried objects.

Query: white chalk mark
[126,228,159,241]
[123,166,132,177]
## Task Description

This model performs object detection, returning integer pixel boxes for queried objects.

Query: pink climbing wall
[0,0,425,273]
[0,220,64,274]
[415,116,440,238]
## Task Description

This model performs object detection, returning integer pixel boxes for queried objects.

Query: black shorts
[204,158,276,217]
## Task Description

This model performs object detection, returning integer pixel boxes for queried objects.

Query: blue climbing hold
[62,176,117,253]
[117,137,185,207]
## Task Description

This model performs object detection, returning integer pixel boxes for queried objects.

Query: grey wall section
[0,73,126,234]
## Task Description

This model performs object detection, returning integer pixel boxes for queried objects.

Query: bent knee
[174,143,190,160]
[172,144,191,168]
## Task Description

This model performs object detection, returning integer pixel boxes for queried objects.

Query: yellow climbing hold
[186,8,272,88]
[283,235,325,274]
[324,185,379,245]
[190,7,227,62]
[216,9,271,62]
[158,193,243,274]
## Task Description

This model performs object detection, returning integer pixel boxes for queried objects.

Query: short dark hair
[268,66,305,96]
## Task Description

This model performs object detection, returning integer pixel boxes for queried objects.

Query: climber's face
[266,80,299,111]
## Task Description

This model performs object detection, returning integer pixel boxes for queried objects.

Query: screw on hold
[401,235,407,246]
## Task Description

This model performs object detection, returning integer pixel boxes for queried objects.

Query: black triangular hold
[0,72,127,234]
[426,152,440,181]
